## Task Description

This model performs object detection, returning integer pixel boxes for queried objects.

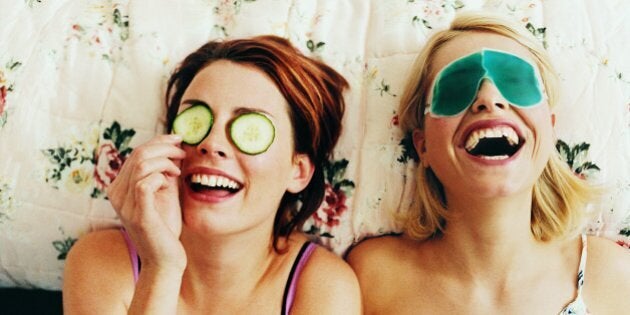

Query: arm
[63,230,134,314]
[107,134,187,314]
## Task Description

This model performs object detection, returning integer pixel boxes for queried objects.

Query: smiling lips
[188,173,243,199]
[463,124,523,160]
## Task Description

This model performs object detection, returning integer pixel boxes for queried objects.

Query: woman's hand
[107,134,187,272]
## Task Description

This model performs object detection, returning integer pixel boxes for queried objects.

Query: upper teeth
[191,174,241,190]
[465,126,519,151]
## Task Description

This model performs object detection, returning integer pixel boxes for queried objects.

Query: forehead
[182,60,287,112]
[430,32,537,77]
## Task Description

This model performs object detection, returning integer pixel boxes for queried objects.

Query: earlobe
[412,129,429,167]
[287,154,315,193]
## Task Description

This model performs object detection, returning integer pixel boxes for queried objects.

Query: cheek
[247,134,294,174]
[423,118,459,149]
[528,106,555,139]
[524,106,556,164]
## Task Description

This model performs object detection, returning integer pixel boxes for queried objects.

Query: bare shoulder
[346,234,414,276]
[63,228,134,314]
[291,243,361,315]
[345,235,420,314]
[584,235,630,312]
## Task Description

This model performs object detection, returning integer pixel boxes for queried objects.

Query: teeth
[479,155,509,160]
[465,126,519,151]
[191,174,241,189]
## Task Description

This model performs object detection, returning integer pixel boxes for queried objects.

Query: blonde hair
[398,11,598,241]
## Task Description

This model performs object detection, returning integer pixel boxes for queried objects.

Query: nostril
[198,147,227,157]
[475,104,488,112]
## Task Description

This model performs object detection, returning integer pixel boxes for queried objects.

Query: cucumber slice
[172,104,213,145]
[230,113,275,155]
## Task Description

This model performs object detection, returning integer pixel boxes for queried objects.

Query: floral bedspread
[0,0,628,290]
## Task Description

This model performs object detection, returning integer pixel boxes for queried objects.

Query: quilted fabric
[0,0,628,290]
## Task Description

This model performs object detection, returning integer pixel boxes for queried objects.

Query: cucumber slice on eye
[230,113,275,155]
[172,104,213,145]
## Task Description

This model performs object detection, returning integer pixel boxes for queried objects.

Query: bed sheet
[0,0,628,290]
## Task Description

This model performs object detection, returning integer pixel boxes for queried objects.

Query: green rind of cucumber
[230,112,275,155]
[172,104,213,145]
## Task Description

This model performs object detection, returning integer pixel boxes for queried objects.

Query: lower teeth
[479,155,509,160]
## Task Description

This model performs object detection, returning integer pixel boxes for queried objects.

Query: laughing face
[177,60,313,236]
[414,32,556,203]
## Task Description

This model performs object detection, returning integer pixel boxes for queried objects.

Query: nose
[470,79,509,113]
[195,121,230,158]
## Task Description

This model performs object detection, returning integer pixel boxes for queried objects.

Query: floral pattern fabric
[0,0,628,290]
[41,121,135,199]
[0,60,22,129]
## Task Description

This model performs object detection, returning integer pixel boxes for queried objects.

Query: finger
[133,172,170,221]
[143,134,183,146]
[131,157,182,182]
[114,138,185,185]
[108,138,184,210]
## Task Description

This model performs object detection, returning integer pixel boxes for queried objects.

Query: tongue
[191,184,235,197]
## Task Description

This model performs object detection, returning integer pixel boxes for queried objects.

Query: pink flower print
[0,85,6,115]
[314,184,348,228]
[390,114,399,127]
[94,141,124,190]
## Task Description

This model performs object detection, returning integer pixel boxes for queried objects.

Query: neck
[435,189,545,282]
[178,224,279,301]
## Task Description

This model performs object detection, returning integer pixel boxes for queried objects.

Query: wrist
[141,259,187,278]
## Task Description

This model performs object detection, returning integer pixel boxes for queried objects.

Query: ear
[551,113,556,127]
[412,129,429,168]
[287,153,315,193]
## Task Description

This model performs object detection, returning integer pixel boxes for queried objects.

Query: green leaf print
[52,228,77,260]
[556,139,600,178]
[525,22,547,48]
[306,40,326,53]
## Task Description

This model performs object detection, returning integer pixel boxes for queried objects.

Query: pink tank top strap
[282,241,317,315]
[120,228,140,283]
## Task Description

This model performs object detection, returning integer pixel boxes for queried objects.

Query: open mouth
[188,173,243,196]
[464,125,523,160]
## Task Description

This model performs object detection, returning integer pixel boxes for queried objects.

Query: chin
[469,183,531,200]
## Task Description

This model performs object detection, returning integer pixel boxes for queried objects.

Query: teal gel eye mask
[426,48,543,117]
[172,104,275,155]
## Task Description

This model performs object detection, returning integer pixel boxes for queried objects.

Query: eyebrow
[180,99,275,118]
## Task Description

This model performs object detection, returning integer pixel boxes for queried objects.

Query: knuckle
[130,145,149,160]
[133,160,150,175]
[135,180,152,194]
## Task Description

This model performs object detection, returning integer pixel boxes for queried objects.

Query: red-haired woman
[63,35,360,314]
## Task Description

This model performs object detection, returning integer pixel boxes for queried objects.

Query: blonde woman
[348,12,630,314]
